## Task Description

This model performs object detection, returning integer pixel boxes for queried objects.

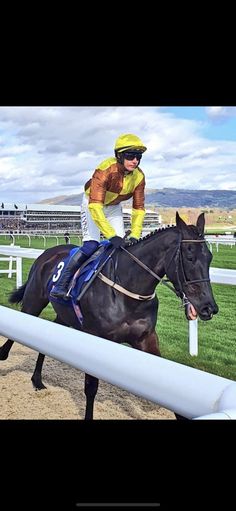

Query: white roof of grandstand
[1,203,81,212]
[123,208,159,214]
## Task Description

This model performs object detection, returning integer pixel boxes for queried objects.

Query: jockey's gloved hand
[109,235,126,248]
[125,236,138,246]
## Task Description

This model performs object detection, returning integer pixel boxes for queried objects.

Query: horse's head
[165,212,219,321]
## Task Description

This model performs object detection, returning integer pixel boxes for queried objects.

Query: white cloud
[0,106,235,202]
[206,106,236,120]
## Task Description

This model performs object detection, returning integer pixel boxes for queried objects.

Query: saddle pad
[49,240,112,307]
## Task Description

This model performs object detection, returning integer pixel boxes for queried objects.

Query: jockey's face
[123,152,142,172]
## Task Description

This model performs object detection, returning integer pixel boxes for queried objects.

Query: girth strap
[98,272,156,301]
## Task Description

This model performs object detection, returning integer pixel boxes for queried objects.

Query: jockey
[51,133,147,300]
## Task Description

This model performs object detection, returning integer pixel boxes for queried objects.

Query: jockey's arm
[88,169,116,239]
[131,177,146,239]
[88,202,116,239]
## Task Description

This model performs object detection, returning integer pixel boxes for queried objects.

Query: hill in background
[39,188,236,209]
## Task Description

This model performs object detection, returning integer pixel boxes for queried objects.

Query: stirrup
[65,289,72,299]
[63,292,71,301]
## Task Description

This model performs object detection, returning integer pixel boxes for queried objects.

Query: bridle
[118,233,210,304]
[163,234,210,303]
[98,232,210,304]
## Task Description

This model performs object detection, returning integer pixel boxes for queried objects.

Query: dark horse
[0,212,218,419]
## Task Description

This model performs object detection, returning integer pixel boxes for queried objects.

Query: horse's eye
[186,245,194,261]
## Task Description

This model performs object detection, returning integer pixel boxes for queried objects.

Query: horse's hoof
[175,413,188,420]
[31,378,47,391]
[35,385,47,391]
[0,350,9,360]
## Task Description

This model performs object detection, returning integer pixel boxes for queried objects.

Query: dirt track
[0,336,175,420]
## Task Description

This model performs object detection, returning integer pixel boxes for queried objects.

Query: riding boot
[50,250,88,300]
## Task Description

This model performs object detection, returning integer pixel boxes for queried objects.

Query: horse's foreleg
[31,315,67,391]
[131,331,187,420]
[84,373,99,420]
[31,353,46,390]
[0,339,14,360]
[131,331,161,356]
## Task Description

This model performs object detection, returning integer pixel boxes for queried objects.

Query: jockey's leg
[103,202,125,237]
[50,240,99,300]
[81,193,125,240]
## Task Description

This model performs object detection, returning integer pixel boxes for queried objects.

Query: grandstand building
[0,203,161,235]
[123,208,162,234]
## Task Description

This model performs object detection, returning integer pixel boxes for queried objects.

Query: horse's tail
[9,283,27,304]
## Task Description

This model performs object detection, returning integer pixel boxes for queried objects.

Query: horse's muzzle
[198,302,219,321]
[185,300,219,321]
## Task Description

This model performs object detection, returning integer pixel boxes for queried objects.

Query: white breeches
[81,193,125,242]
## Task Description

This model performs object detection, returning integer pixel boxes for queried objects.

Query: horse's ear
[176,211,187,229]
[196,212,205,235]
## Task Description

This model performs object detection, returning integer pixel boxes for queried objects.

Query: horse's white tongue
[188,303,198,320]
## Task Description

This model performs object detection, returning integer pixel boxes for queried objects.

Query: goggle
[123,152,142,161]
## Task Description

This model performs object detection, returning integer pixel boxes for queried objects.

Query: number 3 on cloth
[52,261,65,282]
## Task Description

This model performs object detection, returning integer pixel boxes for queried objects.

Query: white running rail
[0,305,235,419]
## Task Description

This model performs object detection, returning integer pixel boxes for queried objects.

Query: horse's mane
[126,224,175,246]
[127,223,200,246]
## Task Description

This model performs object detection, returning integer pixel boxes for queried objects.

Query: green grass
[156,244,236,380]
[0,237,235,381]
[0,233,82,250]
[206,243,236,269]
[205,228,235,234]
[156,283,236,380]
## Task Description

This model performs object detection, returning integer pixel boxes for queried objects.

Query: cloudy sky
[0,106,236,204]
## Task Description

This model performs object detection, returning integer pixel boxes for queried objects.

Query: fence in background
[205,235,236,252]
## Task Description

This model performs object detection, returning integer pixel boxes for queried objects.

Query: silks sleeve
[88,202,116,239]
[88,168,116,238]
[131,208,145,238]
[131,175,145,238]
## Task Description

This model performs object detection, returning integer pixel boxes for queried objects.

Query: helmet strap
[115,150,124,164]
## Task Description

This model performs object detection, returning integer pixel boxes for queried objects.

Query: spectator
[64,232,70,244]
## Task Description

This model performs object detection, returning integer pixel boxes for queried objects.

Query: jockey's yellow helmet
[114,133,147,153]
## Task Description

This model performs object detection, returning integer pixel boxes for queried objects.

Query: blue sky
[164,107,236,140]
[0,106,235,203]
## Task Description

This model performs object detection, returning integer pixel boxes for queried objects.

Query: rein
[121,246,178,296]
[98,234,210,304]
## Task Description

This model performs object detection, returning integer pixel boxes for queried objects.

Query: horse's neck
[132,228,178,274]
[118,228,178,294]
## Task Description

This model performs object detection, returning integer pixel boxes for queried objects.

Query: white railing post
[8,242,14,279]
[16,256,22,288]
[189,319,198,356]
[8,255,13,278]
